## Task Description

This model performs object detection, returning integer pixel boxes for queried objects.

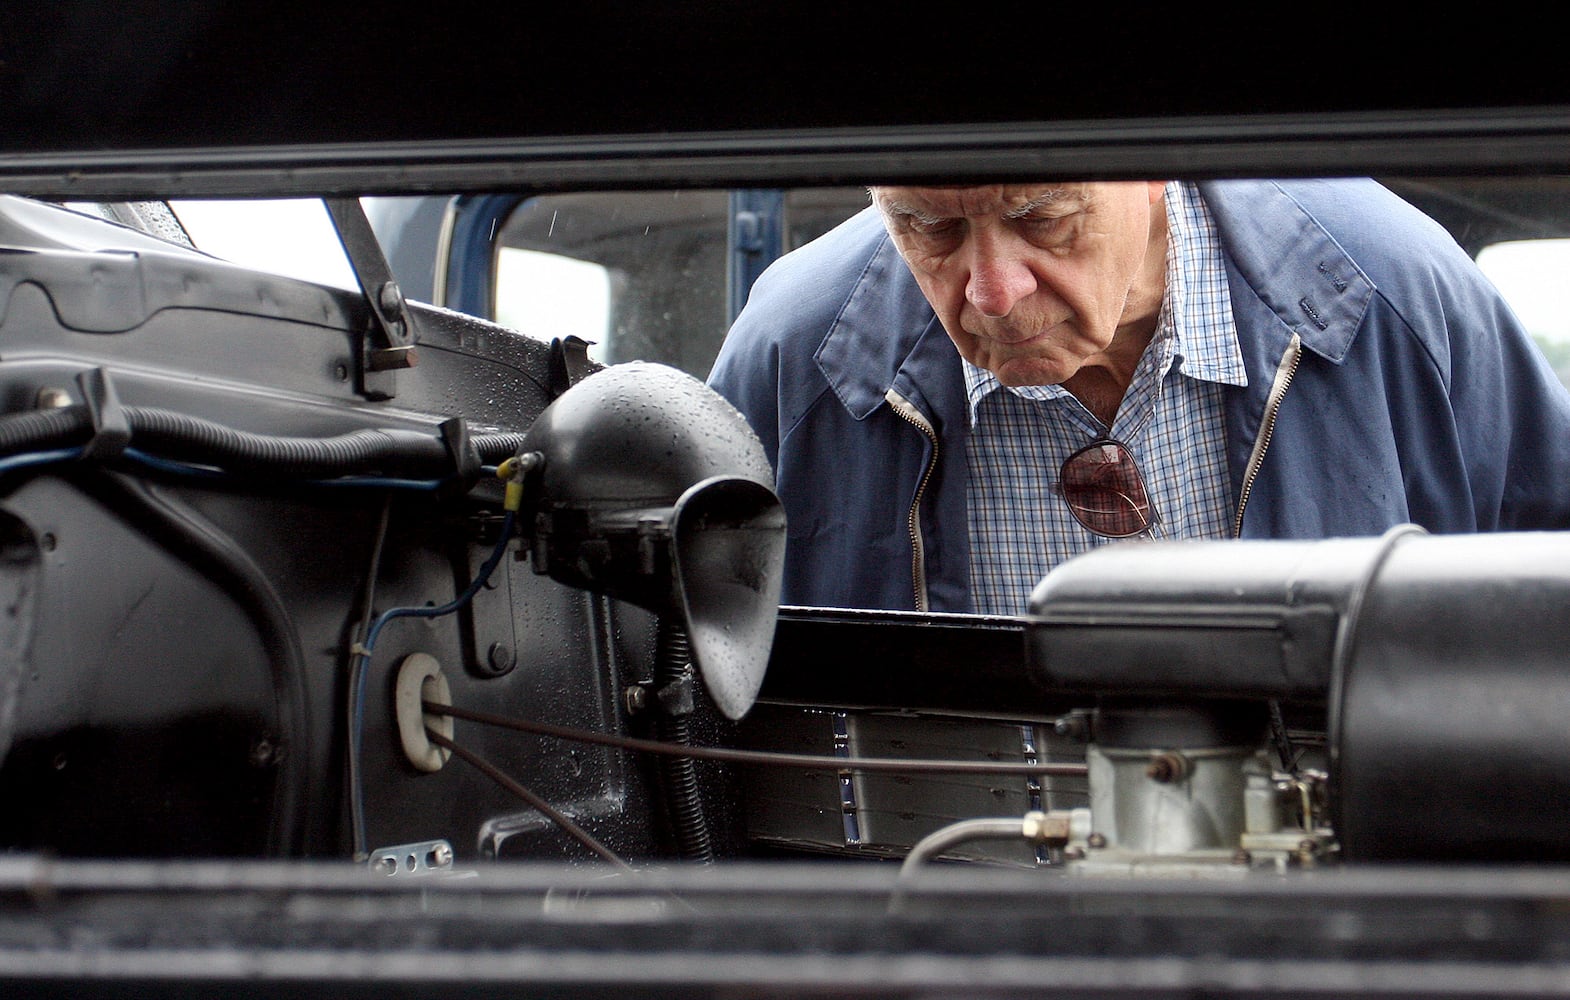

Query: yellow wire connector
[495,453,541,512]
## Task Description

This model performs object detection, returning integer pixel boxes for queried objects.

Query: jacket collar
[1197,180,1373,365]
[812,210,949,420]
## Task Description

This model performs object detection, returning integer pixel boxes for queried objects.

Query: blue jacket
[708,179,1570,613]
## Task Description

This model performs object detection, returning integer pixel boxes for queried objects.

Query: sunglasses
[1057,438,1157,538]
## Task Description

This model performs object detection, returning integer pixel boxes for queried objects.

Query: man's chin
[990,356,1075,388]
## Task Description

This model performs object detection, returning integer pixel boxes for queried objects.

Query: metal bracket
[324,197,419,401]
[368,839,456,877]
[546,335,596,399]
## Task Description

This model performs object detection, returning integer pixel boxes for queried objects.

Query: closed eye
[908,216,961,236]
[1015,212,1078,250]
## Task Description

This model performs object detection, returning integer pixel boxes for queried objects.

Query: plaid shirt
[964,182,1247,615]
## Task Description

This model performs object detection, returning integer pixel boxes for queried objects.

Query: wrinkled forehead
[869,183,1092,219]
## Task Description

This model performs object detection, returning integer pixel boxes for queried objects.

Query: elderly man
[707,179,1570,614]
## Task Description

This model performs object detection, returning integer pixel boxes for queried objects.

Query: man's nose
[964,236,1037,318]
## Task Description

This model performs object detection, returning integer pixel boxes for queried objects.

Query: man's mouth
[974,321,1065,348]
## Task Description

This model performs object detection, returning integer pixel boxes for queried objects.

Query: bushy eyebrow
[871,195,947,226]
[1001,189,1078,219]
[872,187,1077,224]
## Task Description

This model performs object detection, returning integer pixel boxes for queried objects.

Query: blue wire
[349,509,517,858]
[0,446,85,474]
[308,475,446,491]
[0,444,454,492]
[120,447,449,491]
[120,447,229,480]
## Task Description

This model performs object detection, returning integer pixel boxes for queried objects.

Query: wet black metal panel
[0,199,662,862]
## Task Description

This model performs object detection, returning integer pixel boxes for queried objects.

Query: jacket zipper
[1233,332,1302,538]
[885,388,937,612]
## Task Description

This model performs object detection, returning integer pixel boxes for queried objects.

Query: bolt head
[624,684,649,714]
[35,387,72,409]
[485,642,516,675]
[378,281,405,316]
[1145,751,1190,784]
[249,739,276,767]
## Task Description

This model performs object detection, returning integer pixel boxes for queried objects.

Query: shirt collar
[1163,181,1246,387]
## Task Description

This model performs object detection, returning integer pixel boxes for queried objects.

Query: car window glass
[492,188,869,377]
[494,248,612,344]
[168,199,358,289]
[784,186,873,251]
[494,190,728,375]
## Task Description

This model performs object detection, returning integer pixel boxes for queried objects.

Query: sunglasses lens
[1059,440,1154,538]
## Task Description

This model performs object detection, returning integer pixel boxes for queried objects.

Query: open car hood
[3,8,1570,197]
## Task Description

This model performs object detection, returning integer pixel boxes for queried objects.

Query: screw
[376,856,398,876]
[249,739,276,767]
[623,684,649,715]
[1232,849,1253,866]
[1086,832,1107,850]
[430,843,453,867]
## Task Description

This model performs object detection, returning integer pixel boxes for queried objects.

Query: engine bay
[2,188,1563,878]
[1,182,1569,997]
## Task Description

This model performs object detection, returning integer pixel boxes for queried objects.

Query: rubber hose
[0,404,534,481]
[123,407,450,478]
[0,406,93,454]
[0,404,499,481]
